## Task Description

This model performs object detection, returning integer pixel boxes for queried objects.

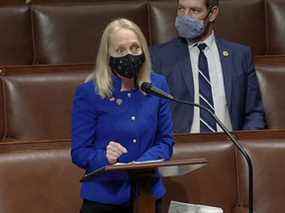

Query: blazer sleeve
[242,47,266,130]
[71,84,109,172]
[136,77,174,161]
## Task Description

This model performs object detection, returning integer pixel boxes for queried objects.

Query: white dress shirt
[188,32,232,133]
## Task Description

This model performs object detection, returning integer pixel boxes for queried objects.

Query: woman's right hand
[106,141,128,164]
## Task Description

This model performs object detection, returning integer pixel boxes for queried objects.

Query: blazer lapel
[216,38,233,112]
[176,38,194,102]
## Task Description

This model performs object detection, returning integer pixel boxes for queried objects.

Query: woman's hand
[106,141,128,164]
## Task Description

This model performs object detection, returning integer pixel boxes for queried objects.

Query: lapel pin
[116,98,123,106]
[223,50,230,57]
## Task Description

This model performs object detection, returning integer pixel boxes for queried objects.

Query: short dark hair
[176,0,219,10]
[207,0,219,9]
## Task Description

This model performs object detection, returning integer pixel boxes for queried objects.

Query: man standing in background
[151,0,266,133]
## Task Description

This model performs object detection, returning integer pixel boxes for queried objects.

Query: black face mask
[109,53,145,79]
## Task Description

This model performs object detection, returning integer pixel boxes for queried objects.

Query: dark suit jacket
[150,37,266,133]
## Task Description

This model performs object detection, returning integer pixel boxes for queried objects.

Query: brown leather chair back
[256,63,285,129]
[236,138,285,213]
[0,71,4,141]
[215,0,266,55]
[0,6,33,65]
[32,2,149,64]
[0,64,92,141]
[267,0,285,54]
[0,143,83,213]
[149,1,177,45]
[163,135,238,213]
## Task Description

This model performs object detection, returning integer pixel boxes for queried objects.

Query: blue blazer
[150,37,266,133]
[71,73,174,204]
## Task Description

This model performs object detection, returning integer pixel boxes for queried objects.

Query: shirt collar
[188,31,216,50]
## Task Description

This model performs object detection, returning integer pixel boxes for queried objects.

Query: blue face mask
[175,15,206,40]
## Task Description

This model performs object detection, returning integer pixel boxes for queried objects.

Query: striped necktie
[197,43,217,132]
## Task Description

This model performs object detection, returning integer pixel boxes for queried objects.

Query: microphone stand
[140,82,253,213]
[167,96,254,213]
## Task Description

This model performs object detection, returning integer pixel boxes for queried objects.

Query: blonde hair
[86,18,151,98]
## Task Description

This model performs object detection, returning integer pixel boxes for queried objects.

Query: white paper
[114,159,164,166]
[168,201,223,213]
[132,159,164,164]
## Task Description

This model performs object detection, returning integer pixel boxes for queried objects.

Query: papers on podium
[114,159,165,166]
[168,201,223,213]
[81,159,165,182]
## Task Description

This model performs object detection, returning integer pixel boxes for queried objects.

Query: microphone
[141,82,175,100]
[141,82,254,213]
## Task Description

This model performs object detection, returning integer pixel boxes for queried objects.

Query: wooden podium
[81,158,207,213]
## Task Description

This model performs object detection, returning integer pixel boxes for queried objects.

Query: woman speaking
[71,18,174,213]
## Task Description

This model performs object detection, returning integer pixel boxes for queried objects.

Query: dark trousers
[80,199,162,213]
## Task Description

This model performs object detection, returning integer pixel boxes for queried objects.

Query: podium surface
[81,158,207,213]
